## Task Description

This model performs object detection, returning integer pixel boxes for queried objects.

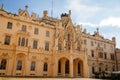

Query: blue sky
[0,0,120,48]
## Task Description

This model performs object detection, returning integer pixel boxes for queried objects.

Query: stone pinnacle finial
[1,4,4,10]
[25,5,28,11]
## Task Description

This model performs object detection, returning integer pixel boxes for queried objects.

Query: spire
[51,0,53,17]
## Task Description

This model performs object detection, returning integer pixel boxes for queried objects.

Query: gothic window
[34,28,39,35]
[45,42,49,51]
[7,22,12,29]
[99,52,103,58]
[18,37,21,46]
[111,54,115,60]
[43,63,48,71]
[104,52,107,59]
[4,35,11,45]
[22,25,27,32]
[0,59,7,70]
[16,60,22,70]
[65,60,69,74]
[26,39,28,47]
[58,43,62,51]
[67,34,70,41]
[31,62,35,71]
[91,41,94,46]
[91,50,94,57]
[46,31,50,37]
[83,39,87,45]
[33,40,38,49]
[18,37,28,47]
[21,38,25,46]
[98,43,100,47]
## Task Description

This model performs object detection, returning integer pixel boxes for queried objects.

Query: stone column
[61,60,65,76]
[54,60,58,77]
[70,59,73,77]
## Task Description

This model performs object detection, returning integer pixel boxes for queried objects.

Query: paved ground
[0,77,102,80]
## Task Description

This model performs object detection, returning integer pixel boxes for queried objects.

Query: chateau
[0,5,116,78]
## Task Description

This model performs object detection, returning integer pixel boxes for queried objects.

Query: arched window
[31,61,35,71]
[21,38,25,46]
[45,42,49,51]
[43,63,48,71]
[18,37,21,46]
[65,60,69,74]
[58,43,62,51]
[16,60,22,70]
[26,39,28,47]
[0,59,7,70]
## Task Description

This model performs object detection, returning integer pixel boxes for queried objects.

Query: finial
[1,4,4,10]
[25,5,28,11]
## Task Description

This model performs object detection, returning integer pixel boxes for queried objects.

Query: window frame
[46,31,50,37]
[4,35,11,45]
[34,28,39,35]
[7,22,12,29]
[30,61,36,71]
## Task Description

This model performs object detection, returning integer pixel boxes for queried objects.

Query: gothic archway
[58,57,70,77]
[73,58,83,77]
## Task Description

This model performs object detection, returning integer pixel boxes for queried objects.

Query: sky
[0,0,120,48]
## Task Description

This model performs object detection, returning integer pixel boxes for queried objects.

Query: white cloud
[99,17,120,27]
[66,0,104,20]
[79,17,120,28]
[79,22,97,27]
